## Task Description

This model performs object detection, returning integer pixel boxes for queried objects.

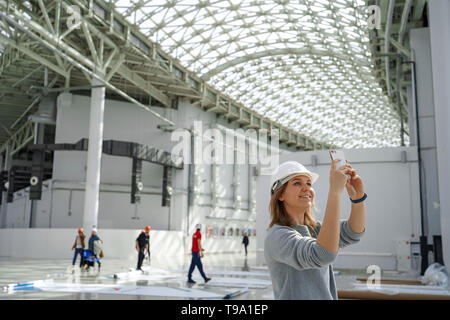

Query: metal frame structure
[0,0,337,158]
[109,0,410,148]
[0,121,36,156]
[367,0,427,146]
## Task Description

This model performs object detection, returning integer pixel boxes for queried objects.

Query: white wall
[256,147,422,271]
[409,28,442,242]
[175,100,260,253]
[2,94,263,255]
[428,0,450,267]
[52,93,179,231]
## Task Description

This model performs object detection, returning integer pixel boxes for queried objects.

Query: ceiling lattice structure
[111,0,407,148]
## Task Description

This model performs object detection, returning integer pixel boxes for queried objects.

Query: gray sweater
[264,220,365,300]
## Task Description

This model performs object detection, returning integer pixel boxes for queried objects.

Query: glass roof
[112,0,407,148]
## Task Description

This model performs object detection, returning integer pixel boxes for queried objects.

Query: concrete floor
[0,252,273,300]
[0,252,420,300]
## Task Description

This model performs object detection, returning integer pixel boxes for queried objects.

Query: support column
[29,117,45,228]
[248,164,256,219]
[233,146,239,210]
[0,147,10,228]
[82,75,105,231]
[428,0,450,266]
[409,28,441,243]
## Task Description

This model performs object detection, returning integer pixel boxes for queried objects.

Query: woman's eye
[293,182,311,186]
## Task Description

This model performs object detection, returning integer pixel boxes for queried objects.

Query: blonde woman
[264,159,366,300]
[71,228,85,270]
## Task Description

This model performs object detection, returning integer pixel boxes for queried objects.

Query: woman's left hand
[344,162,365,200]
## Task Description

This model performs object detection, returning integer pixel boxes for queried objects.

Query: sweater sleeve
[338,220,365,248]
[315,220,365,249]
[265,226,337,270]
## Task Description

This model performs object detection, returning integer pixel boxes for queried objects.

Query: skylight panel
[111,0,403,147]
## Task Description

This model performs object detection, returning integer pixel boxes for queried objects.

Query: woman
[87,228,102,270]
[71,228,85,270]
[264,159,366,300]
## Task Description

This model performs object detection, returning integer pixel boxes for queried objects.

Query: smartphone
[329,150,346,169]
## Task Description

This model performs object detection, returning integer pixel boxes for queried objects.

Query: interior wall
[175,100,261,253]
[51,93,178,231]
[428,0,450,267]
[409,27,442,243]
[1,95,263,255]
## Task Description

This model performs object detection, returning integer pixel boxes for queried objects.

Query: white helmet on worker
[195,223,202,230]
[270,161,319,195]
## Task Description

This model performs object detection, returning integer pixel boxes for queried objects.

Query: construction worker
[187,224,211,284]
[136,226,150,271]
[242,232,249,256]
[145,225,151,264]
[71,228,85,270]
[88,228,102,270]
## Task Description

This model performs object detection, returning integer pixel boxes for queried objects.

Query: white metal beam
[0,34,68,77]
[385,0,396,97]
[0,10,175,126]
[82,21,99,66]
[0,121,35,155]
[105,53,125,82]
[116,64,172,107]
[0,6,172,108]
[201,48,370,81]
[37,0,55,34]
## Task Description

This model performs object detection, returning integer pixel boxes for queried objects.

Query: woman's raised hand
[344,162,365,200]
[329,158,350,196]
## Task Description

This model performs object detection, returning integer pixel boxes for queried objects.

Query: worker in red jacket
[187,224,211,284]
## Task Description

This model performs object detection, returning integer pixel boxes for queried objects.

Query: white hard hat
[92,228,97,232]
[195,223,202,230]
[270,161,319,194]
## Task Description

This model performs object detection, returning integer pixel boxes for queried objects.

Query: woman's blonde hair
[268,182,318,229]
